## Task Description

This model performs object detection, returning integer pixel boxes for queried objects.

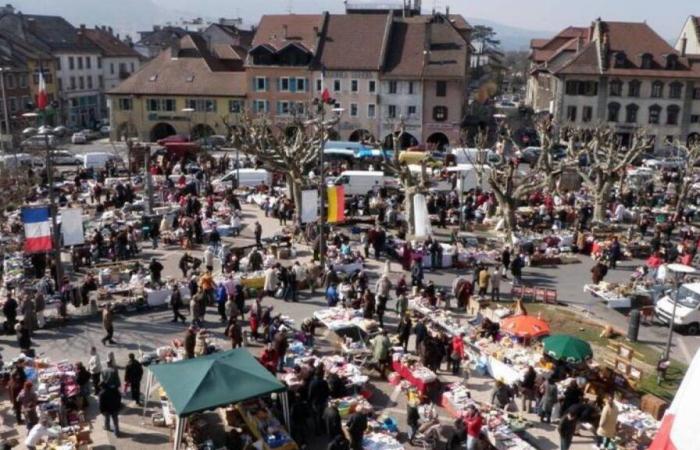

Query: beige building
[108,34,246,142]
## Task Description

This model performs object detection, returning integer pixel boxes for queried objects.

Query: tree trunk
[501,200,517,238]
[286,176,303,216]
[593,180,611,223]
[404,191,416,236]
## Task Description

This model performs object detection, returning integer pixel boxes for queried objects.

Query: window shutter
[265,101,269,113]
[290,79,296,93]
[303,78,308,92]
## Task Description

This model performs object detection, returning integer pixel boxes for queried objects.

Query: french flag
[22,206,53,253]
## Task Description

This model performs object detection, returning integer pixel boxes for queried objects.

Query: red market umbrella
[500,315,551,339]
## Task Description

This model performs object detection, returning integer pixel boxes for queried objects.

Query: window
[607,102,620,122]
[277,101,290,115]
[18,74,27,88]
[694,88,700,100]
[690,114,700,124]
[77,57,83,70]
[70,76,75,90]
[582,106,593,123]
[4,73,14,89]
[253,100,268,113]
[110,63,114,75]
[294,102,305,114]
[641,53,653,69]
[316,79,322,92]
[614,52,626,68]
[667,105,680,125]
[433,106,447,121]
[56,58,61,70]
[564,80,598,96]
[669,82,683,99]
[368,104,376,118]
[118,98,132,111]
[162,99,175,111]
[295,78,306,92]
[388,81,397,94]
[229,100,244,113]
[57,78,63,91]
[20,96,29,111]
[119,63,126,74]
[147,98,160,111]
[279,77,290,92]
[97,57,102,69]
[408,81,414,94]
[350,103,358,117]
[625,104,639,123]
[86,75,92,89]
[86,57,91,69]
[407,105,417,117]
[255,77,267,92]
[78,76,84,90]
[649,105,661,124]
[609,79,622,97]
[369,80,376,93]
[628,80,641,97]
[130,63,135,72]
[351,80,358,93]
[436,81,447,97]
[566,106,577,122]
[333,79,341,92]
[185,98,217,112]
[651,81,664,98]
[666,54,679,70]
[98,75,103,89]
[8,97,16,113]
[388,104,397,118]
[68,57,74,70]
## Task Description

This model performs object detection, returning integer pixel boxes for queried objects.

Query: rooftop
[83,27,141,58]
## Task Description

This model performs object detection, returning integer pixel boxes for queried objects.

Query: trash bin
[628,309,641,342]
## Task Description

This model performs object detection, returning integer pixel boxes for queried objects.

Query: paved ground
[1,142,695,449]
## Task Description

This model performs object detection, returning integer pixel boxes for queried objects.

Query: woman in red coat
[450,333,466,375]
[259,344,278,374]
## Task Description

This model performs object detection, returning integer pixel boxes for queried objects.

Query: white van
[451,148,502,166]
[81,152,123,170]
[0,153,44,170]
[655,282,700,335]
[446,164,492,192]
[330,170,398,196]
[213,169,272,191]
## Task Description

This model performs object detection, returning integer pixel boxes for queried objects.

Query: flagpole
[44,116,62,285]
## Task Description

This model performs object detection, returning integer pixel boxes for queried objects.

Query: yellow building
[108,34,246,142]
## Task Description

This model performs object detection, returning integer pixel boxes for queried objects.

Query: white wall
[56,52,104,127]
[675,17,700,56]
[103,56,141,90]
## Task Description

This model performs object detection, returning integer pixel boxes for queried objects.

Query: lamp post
[182,107,194,140]
[663,263,696,360]
[23,111,62,283]
[0,67,13,159]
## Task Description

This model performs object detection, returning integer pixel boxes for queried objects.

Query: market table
[391,354,439,395]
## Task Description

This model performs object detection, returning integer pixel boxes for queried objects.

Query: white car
[100,125,111,135]
[642,157,686,170]
[71,132,87,144]
[50,150,82,165]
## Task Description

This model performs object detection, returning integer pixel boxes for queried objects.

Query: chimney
[108,26,113,35]
[576,36,583,52]
[80,24,85,30]
[681,36,688,57]
[446,6,449,16]
[282,24,288,39]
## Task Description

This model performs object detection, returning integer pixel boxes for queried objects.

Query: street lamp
[23,111,62,283]
[663,263,696,360]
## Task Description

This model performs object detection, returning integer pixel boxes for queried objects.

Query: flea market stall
[146,349,293,450]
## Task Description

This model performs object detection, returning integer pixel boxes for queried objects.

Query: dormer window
[666,54,679,70]
[614,52,626,68]
[641,53,653,69]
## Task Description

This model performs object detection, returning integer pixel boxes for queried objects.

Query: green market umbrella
[542,335,593,363]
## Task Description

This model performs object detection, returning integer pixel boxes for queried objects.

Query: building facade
[676,16,700,56]
[530,19,700,148]
[108,34,246,142]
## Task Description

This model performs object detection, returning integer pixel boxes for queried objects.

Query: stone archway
[426,132,450,151]
[383,131,418,150]
[150,122,177,142]
[191,123,215,140]
[349,129,375,143]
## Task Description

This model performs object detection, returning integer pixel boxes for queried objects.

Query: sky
[155,0,698,38]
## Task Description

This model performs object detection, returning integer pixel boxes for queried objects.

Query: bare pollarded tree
[673,138,700,221]
[563,126,651,222]
[225,106,338,212]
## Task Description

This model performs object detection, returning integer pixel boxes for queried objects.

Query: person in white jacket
[87,346,102,395]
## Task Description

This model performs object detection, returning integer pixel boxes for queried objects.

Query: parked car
[642,157,686,170]
[656,282,700,335]
[197,135,227,150]
[100,125,111,135]
[22,127,38,138]
[80,129,101,140]
[21,134,56,149]
[71,132,87,144]
[52,126,70,137]
[80,152,123,170]
[49,150,82,165]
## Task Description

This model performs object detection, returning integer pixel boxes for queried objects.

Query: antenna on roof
[287,0,293,14]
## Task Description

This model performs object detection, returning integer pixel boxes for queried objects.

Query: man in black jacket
[124,353,143,405]
[346,409,368,450]
[307,368,330,435]
[322,400,342,438]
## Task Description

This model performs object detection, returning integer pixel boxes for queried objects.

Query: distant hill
[467,17,555,51]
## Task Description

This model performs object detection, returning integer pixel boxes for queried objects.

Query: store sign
[147,113,190,122]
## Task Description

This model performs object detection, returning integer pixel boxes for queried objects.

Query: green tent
[149,348,287,417]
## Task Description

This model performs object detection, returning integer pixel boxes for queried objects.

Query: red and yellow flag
[327,186,345,223]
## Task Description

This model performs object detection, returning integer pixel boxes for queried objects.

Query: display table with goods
[391,352,439,395]
[469,337,545,385]
[583,282,653,309]
[338,396,403,450]
[1,251,31,287]
[441,383,535,450]
[314,307,381,334]
[237,400,298,450]
[408,297,473,337]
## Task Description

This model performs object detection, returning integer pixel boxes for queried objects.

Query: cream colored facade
[108,94,245,142]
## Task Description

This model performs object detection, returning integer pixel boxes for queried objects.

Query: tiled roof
[383,20,424,77]
[530,27,589,64]
[209,23,254,49]
[109,35,246,97]
[21,14,99,52]
[252,14,324,54]
[423,17,469,78]
[83,28,141,58]
[317,13,389,71]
